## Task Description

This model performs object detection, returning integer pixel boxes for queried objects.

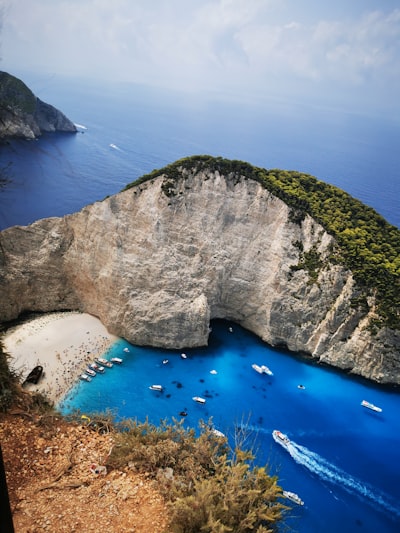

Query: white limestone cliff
[1,167,399,384]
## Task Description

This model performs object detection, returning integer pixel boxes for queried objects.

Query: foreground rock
[0,159,399,384]
[0,413,169,532]
[0,71,77,140]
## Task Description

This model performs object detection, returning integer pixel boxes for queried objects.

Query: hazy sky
[1,0,400,114]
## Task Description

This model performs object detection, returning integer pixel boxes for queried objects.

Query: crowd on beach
[3,311,117,404]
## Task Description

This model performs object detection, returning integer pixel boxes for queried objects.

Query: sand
[3,311,118,404]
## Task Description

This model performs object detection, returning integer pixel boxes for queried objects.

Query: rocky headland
[0,71,77,140]
[0,156,399,384]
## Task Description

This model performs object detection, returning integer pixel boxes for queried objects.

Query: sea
[1,72,400,532]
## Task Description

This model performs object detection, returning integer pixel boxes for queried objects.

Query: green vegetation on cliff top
[124,155,400,331]
[0,71,36,115]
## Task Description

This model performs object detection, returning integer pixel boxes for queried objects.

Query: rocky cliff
[0,158,399,384]
[0,71,77,140]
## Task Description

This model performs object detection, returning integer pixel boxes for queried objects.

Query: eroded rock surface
[1,167,399,384]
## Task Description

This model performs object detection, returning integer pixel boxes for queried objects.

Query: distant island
[0,71,76,140]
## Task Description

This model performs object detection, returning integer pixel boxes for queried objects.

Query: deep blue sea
[1,73,399,532]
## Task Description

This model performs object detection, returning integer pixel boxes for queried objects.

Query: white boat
[272,430,291,451]
[149,385,163,391]
[111,357,123,364]
[252,363,273,376]
[95,357,113,368]
[283,490,304,506]
[89,362,105,373]
[123,347,130,352]
[193,396,206,404]
[85,368,96,377]
[211,429,226,438]
[210,369,218,375]
[181,353,187,359]
[80,374,91,382]
[361,400,382,413]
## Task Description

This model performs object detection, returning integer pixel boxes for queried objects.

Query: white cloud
[1,0,400,111]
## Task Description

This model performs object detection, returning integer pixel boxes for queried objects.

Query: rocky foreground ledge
[0,71,77,140]
[0,156,399,384]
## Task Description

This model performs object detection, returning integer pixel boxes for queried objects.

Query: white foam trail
[109,143,122,151]
[74,123,87,130]
[286,440,400,519]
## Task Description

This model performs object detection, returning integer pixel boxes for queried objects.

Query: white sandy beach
[3,311,118,404]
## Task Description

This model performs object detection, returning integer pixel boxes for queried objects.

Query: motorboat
[85,368,96,377]
[110,357,123,364]
[283,490,304,506]
[181,353,188,359]
[252,363,273,376]
[80,374,92,382]
[23,365,43,385]
[192,396,206,404]
[89,362,105,373]
[95,357,113,368]
[361,400,382,413]
[272,430,291,451]
[149,385,163,391]
[123,347,129,352]
[210,369,218,375]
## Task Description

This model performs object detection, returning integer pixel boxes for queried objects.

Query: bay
[1,73,400,531]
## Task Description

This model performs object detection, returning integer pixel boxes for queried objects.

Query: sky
[0,0,400,115]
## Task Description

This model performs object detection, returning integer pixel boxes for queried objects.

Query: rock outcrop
[0,71,77,140]
[1,163,399,384]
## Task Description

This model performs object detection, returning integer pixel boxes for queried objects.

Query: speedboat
[181,353,188,359]
[272,430,291,451]
[95,357,113,368]
[361,400,382,413]
[283,490,304,506]
[85,368,96,377]
[252,363,273,376]
[89,362,105,373]
[123,347,129,352]
[80,374,92,382]
[192,396,206,404]
[149,385,163,391]
[110,357,123,364]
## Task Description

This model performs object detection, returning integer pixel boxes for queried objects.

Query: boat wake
[74,123,87,130]
[286,440,400,519]
[109,143,122,151]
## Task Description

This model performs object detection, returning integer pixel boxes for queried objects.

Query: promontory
[0,156,399,384]
[0,71,77,140]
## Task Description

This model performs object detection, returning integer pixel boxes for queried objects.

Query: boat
[123,347,129,352]
[283,490,304,506]
[162,359,169,365]
[297,384,306,390]
[181,353,187,359]
[361,400,382,413]
[85,368,96,377]
[23,365,43,385]
[210,369,218,375]
[211,429,226,438]
[149,385,163,391]
[80,374,92,382]
[272,430,291,451]
[110,357,123,364]
[95,357,113,368]
[252,363,273,376]
[89,362,105,373]
[192,396,206,404]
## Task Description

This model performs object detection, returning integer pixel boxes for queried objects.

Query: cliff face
[1,167,399,384]
[0,71,77,140]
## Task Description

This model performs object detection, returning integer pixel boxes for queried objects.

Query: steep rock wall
[1,169,399,384]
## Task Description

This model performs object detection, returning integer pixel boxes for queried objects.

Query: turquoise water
[2,74,399,531]
[59,320,400,533]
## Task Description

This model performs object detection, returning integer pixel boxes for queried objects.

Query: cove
[59,319,400,533]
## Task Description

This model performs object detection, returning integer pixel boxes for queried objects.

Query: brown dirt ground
[0,412,171,532]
